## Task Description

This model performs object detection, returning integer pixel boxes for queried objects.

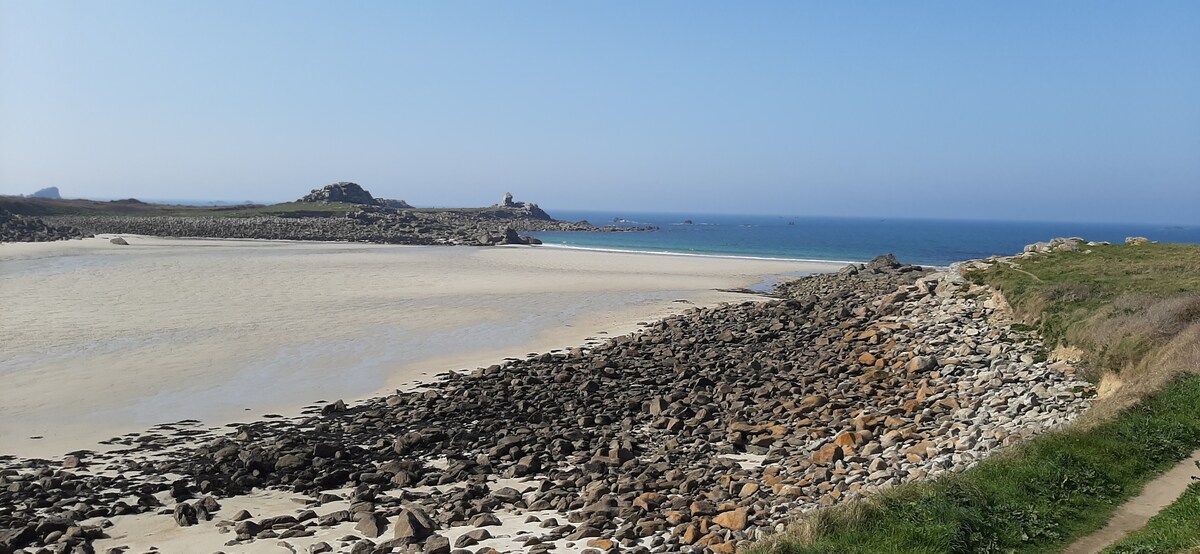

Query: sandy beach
[0,236,839,458]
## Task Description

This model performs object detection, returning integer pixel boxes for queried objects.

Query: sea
[530,211,1200,267]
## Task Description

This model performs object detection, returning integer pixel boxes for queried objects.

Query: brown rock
[904,440,936,459]
[833,431,861,449]
[739,483,760,498]
[711,540,737,553]
[712,507,748,531]
[907,356,937,373]
[633,492,665,511]
[811,443,844,465]
[799,395,828,411]
[585,538,618,551]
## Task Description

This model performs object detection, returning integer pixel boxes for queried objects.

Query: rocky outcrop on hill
[0,256,1091,553]
[493,192,553,221]
[0,209,89,243]
[29,187,61,199]
[377,198,414,209]
[298,182,379,205]
[1022,237,1115,254]
[295,183,419,210]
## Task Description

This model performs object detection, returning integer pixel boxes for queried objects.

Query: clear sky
[1,1,1197,224]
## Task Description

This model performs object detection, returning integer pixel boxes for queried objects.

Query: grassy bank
[752,242,1200,554]
[970,242,1200,424]
[968,243,1200,377]
[752,377,1200,554]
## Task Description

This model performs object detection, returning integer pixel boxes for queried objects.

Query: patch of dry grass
[1082,318,1200,426]
[970,243,1200,424]
[749,241,1200,553]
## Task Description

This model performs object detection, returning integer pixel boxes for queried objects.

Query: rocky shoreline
[37,211,612,247]
[0,185,654,246]
[0,255,1092,554]
[0,210,90,243]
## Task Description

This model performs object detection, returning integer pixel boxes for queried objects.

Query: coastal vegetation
[750,376,1200,553]
[971,242,1200,423]
[752,241,1200,554]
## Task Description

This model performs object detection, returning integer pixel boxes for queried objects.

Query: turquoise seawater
[531,211,1200,267]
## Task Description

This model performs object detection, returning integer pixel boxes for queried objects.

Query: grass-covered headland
[752,241,1200,554]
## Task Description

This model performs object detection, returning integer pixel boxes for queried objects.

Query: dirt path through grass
[1066,448,1200,553]
[998,259,1043,282]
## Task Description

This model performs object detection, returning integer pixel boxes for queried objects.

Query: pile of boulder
[478,227,543,246]
[0,255,1091,554]
[1021,237,1113,254]
[0,209,89,243]
[298,182,384,205]
[297,182,414,209]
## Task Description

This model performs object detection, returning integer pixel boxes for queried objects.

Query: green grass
[967,243,1200,355]
[752,376,1200,554]
[1102,479,1200,554]
[752,242,1200,554]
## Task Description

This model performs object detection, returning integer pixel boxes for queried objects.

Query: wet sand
[0,236,841,458]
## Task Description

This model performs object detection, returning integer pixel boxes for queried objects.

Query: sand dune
[0,236,839,458]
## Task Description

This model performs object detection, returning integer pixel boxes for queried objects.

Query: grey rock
[173,502,198,527]
[298,182,377,205]
[393,508,435,541]
[354,511,386,538]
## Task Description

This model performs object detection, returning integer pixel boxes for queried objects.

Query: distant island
[29,187,61,199]
[0,182,654,245]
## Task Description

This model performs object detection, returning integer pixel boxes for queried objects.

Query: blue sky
[1,1,1197,224]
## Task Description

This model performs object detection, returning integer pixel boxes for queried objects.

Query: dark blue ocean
[530,211,1200,267]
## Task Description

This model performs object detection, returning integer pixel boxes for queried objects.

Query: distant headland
[0,183,654,245]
